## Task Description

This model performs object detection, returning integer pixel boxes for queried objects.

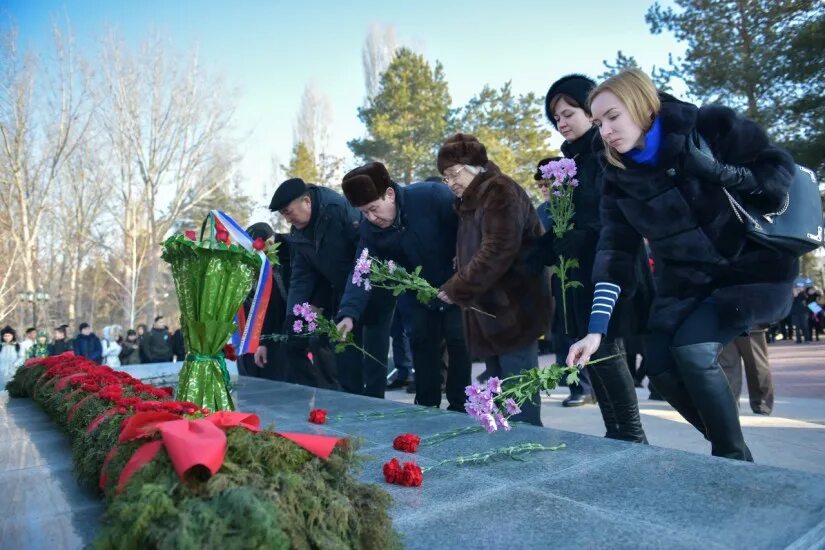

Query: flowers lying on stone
[466,365,580,433]
[383,458,423,487]
[392,433,421,453]
[309,408,328,424]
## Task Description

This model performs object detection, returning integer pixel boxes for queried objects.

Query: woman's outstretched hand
[566,333,602,367]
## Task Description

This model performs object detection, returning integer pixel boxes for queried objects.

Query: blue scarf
[625,116,662,166]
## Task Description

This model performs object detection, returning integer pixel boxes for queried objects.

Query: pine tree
[349,48,451,183]
[455,82,557,198]
[282,141,320,182]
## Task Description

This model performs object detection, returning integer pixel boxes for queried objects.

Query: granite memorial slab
[2,372,824,549]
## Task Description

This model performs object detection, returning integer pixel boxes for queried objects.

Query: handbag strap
[694,132,789,230]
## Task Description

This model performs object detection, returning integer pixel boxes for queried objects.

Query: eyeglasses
[441,166,465,184]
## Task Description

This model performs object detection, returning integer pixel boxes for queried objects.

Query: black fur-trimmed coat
[593,94,798,333]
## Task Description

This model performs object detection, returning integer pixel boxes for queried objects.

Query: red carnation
[401,462,423,487]
[216,230,230,244]
[308,408,327,424]
[253,237,266,251]
[383,458,402,484]
[184,230,197,241]
[223,343,237,361]
[392,433,421,453]
[383,458,423,487]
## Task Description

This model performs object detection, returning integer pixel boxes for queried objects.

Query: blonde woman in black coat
[568,69,797,461]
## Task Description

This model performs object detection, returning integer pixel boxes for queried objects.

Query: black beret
[341,162,391,207]
[269,178,308,211]
[544,74,596,128]
[246,222,275,241]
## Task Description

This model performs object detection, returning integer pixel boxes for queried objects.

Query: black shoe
[386,379,409,390]
[562,394,595,407]
[588,351,647,443]
[405,381,416,394]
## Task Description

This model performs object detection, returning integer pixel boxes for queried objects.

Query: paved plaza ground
[387,340,825,475]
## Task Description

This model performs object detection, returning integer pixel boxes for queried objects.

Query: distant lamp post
[17,289,50,327]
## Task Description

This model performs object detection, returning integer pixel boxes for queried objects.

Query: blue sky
[5,0,683,205]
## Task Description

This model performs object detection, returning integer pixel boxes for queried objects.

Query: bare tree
[0,24,94,328]
[98,32,239,323]
[361,23,397,101]
[293,82,344,188]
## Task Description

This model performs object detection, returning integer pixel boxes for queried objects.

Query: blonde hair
[588,68,661,169]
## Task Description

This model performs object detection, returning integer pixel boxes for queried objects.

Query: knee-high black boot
[671,342,753,461]
[647,370,708,436]
[587,341,647,443]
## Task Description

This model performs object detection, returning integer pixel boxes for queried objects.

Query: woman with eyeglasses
[436,133,553,426]
[528,74,648,443]
[567,69,797,460]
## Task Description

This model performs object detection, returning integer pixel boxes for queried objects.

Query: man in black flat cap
[336,162,472,411]
[263,177,393,396]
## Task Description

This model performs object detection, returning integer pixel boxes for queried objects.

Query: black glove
[682,137,759,194]
[552,229,593,258]
[525,231,556,275]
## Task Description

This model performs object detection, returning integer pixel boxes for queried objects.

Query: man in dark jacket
[336,162,472,411]
[267,177,393,396]
[72,323,103,363]
[48,326,72,355]
[139,316,173,363]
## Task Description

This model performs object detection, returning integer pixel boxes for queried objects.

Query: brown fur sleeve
[441,178,523,305]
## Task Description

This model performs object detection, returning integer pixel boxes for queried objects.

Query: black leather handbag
[698,136,824,256]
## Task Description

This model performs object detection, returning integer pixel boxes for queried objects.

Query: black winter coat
[285,186,390,323]
[140,327,173,363]
[48,339,72,356]
[338,181,459,321]
[536,128,653,338]
[594,95,798,333]
[73,334,102,363]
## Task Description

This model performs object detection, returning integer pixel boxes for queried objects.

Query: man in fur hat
[336,162,472,411]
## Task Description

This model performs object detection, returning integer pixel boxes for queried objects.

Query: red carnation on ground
[252,237,266,251]
[308,408,327,424]
[184,230,197,241]
[392,433,421,453]
[383,458,423,487]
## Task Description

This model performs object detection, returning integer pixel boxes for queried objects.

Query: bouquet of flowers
[351,248,436,304]
[162,214,262,411]
[291,301,383,364]
[539,158,582,334]
[352,248,494,317]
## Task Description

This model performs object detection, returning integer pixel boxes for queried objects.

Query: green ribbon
[186,352,230,389]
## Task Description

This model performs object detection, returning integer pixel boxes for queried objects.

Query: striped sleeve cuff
[588,282,621,335]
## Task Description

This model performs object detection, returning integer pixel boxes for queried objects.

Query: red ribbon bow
[101,410,345,493]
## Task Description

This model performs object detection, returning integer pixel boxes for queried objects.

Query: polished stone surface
[2,375,825,549]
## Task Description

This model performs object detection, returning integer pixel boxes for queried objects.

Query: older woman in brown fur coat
[436,133,553,426]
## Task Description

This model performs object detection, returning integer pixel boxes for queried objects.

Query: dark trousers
[792,313,811,342]
[238,346,289,381]
[485,341,542,426]
[553,333,593,397]
[410,304,471,411]
[390,306,413,381]
[337,302,395,399]
[286,336,340,390]
[719,329,774,414]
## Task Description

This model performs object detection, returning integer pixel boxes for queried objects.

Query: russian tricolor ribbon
[210,210,272,355]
